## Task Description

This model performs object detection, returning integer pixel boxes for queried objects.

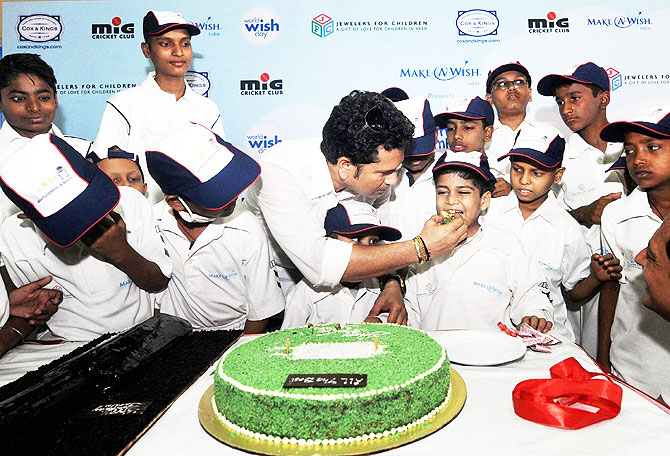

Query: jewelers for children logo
[186,71,211,97]
[17,14,63,45]
[91,16,135,39]
[312,14,334,37]
[606,68,623,91]
[605,67,670,90]
[311,12,428,36]
[527,12,569,33]
[241,7,280,45]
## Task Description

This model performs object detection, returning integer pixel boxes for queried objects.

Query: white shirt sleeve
[254,162,353,288]
[92,101,131,155]
[560,225,592,291]
[242,225,285,321]
[118,187,172,279]
[282,280,315,329]
[210,113,226,140]
[0,284,8,327]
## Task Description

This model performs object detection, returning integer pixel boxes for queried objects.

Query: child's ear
[165,195,184,211]
[143,183,148,196]
[484,125,494,142]
[554,167,566,185]
[480,190,492,212]
[485,93,494,105]
[141,42,151,59]
[599,91,611,110]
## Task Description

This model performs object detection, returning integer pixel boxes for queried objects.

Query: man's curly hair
[321,90,414,165]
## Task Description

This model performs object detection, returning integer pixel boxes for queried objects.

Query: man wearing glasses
[244,91,468,325]
[484,62,538,198]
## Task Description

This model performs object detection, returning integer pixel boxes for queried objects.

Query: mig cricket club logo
[312,14,334,37]
[91,16,135,40]
[241,7,280,45]
[239,73,283,96]
[527,12,569,33]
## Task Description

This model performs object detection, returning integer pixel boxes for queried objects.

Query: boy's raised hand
[578,192,622,227]
[591,253,623,282]
[492,178,512,198]
[81,211,130,265]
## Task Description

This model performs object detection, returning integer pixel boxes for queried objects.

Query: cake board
[198,367,466,455]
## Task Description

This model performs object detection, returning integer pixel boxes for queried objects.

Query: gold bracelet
[413,236,429,264]
[418,236,431,261]
[1,325,24,345]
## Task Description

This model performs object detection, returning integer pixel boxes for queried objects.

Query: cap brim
[405,132,437,157]
[537,74,607,96]
[498,150,561,169]
[433,161,495,182]
[35,171,120,248]
[149,23,201,37]
[600,121,670,143]
[180,149,261,210]
[332,224,402,242]
[435,112,487,129]
[606,158,627,172]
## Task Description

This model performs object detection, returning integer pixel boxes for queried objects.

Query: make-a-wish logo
[193,16,222,36]
[587,11,652,30]
[400,61,481,82]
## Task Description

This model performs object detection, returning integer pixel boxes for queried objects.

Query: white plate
[428,330,526,366]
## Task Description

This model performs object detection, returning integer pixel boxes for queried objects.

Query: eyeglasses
[359,105,384,133]
[493,79,528,91]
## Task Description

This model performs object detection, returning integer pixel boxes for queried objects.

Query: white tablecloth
[127,332,670,455]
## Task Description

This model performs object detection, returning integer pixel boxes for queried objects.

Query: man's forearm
[342,241,418,282]
[108,247,169,293]
[597,281,620,369]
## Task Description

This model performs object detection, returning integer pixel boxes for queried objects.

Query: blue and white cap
[146,122,261,210]
[0,134,120,248]
[87,147,144,181]
[393,97,437,158]
[325,200,401,241]
[434,96,495,129]
[600,106,670,143]
[432,150,496,182]
[499,126,565,168]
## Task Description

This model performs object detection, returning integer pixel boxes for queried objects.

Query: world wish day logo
[241,7,280,45]
[244,124,283,159]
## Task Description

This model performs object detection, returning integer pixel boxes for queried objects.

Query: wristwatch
[381,273,406,296]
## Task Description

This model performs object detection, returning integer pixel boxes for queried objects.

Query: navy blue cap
[146,122,260,210]
[0,134,120,248]
[434,96,495,129]
[87,147,144,181]
[499,127,565,168]
[394,97,437,158]
[325,200,401,242]
[537,62,610,96]
[381,87,409,102]
[606,156,627,172]
[600,106,670,143]
[432,150,496,182]
[143,10,200,42]
[486,62,531,94]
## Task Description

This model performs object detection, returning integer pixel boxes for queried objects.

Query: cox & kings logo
[241,7,280,45]
[240,73,283,96]
[456,10,499,37]
[186,71,211,97]
[91,17,135,39]
[400,61,481,83]
[528,12,569,33]
[312,14,334,37]
[17,14,62,42]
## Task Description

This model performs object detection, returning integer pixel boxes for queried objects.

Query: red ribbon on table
[512,357,622,429]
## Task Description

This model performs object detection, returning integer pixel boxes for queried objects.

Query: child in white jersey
[282,200,410,328]
[486,126,622,341]
[597,106,670,398]
[88,147,147,195]
[406,151,554,332]
[147,122,284,333]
